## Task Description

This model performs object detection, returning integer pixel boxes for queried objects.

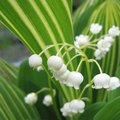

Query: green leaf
[0,76,41,120]
[115,66,120,78]
[94,96,120,120]
[18,60,48,92]
[0,58,18,82]
[17,60,60,120]
[79,102,106,120]
[108,88,120,101]
[0,0,73,57]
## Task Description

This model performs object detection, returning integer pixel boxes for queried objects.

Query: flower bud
[43,95,52,106]
[104,35,114,43]
[90,23,102,34]
[29,54,42,68]
[54,64,67,77]
[67,72,84,89]
[108,77,120,90]
[75,35,89,47]
[24,92,38,105]
[47,56,63,72]
[94,49,106,60]
[97,39,112,52]
[108,26,120,37]
[69,100,85,113]
[60,102,73,117]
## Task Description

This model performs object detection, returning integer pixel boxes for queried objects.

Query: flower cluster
[92,73,120,90]
[47,55,84,89]
[28,54,43,71]
[60,99,85,117]
[95,26,120,60]
[74,23,120,61]
[74,23,102,54]
[26,25,120,118]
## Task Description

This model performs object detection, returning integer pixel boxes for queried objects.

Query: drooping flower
[74,35,89,47]
[90,23,102,34]
[94,35,114,60]
[53,64,67,77]
[24,92,38,105]
[47,55,63,72]
[108,77,120,90]
[92,73,110,89]
[104,35,114,43]
[108,26,120,37]
[94,49,106,60]
[60,102,73,117]
[60,99,85,117]
[43,95,52,106]
[69,99,85,113]
[29,54,42,68]
[67,71,84,89]
[97,39,112,52]
[58,70,70,84]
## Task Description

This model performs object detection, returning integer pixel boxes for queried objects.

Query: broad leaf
[0,58,18,82]
[94,96,120,120]
[0,76,40,120]
[79,102,106,120]
[0,0,73,57]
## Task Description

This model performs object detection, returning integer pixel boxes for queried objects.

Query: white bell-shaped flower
[108,26,120,37]
[97,39,112,52]
[24,92,38,105]
[92,73,110,89]
[43,95,52,106]
[53,64,67,77]
[90,23,102,34]
[104,35,114,43]
[47,55,63,72]
[60,99,85,117]
[94,49,106,60]
[67,72,84,89]
[108,77,120,90]
[69,99,85,113]
[59,70,70,84]
[29,54,42,68]
[75,35,89,46]
[60,102,73,117]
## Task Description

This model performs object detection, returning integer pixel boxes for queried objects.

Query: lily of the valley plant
[25,24,120,119]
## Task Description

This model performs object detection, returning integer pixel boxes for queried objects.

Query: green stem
[76,59,85,72]
[42,65,61,120]
[103,91,108,102]
[36,88,51,95]
[88,59,102,73]
[85,58,93,102]
[79,81,93,99]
